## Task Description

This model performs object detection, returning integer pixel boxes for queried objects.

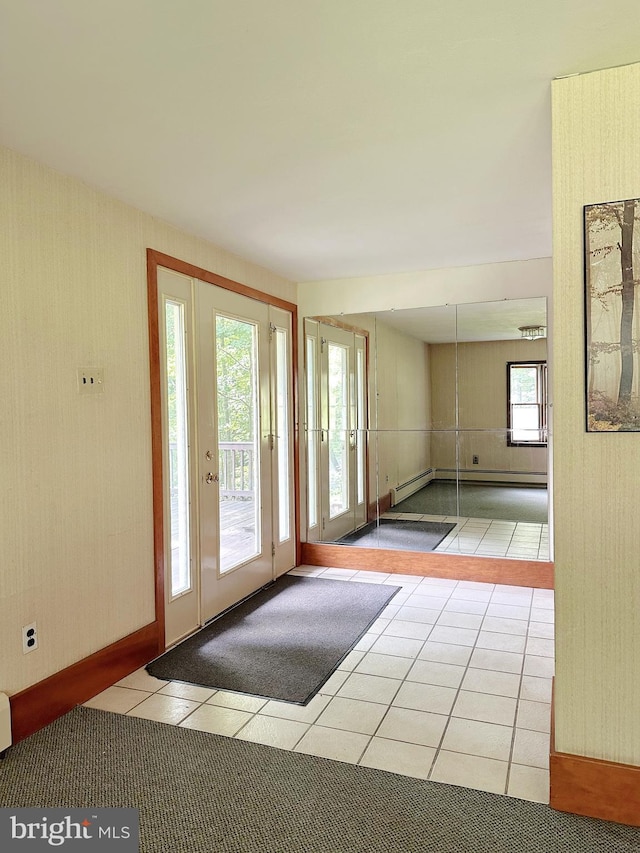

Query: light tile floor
[383,513,550,561]
[85,568,554,805]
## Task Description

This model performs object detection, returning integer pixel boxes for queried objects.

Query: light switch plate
[77,368,104,394]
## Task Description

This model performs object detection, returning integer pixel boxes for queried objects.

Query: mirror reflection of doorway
[303,298,550,566]
[304,318,368,544]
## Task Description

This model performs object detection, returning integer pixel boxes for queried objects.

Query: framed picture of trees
[585,197,640,431]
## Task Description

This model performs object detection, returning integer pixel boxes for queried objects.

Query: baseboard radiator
[434,468,547,486]
[390,469,434,506]
[0,692,11,754]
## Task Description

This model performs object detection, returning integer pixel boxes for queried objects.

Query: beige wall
[430,339,548,478]
[553,63,640,764]
[0,146,294,696]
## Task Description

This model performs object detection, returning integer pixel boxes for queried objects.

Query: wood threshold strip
[301,543,554,589]
[9,622,160,744]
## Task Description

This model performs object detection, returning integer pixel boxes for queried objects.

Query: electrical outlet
[22,622,38,654]
[77,368,104,394]
[472,455,479,465]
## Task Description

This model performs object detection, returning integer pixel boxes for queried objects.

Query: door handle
[205,472,219,484]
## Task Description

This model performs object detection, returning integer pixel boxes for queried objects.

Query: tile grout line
[503,589,535,796]
[352,575,456,765]
[361,578,457,769]
[424,582,531,783]
[423,577,494,782]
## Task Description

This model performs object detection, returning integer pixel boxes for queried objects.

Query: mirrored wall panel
[303,298,549,562]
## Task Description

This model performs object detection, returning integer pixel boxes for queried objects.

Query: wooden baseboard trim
[9,621,160,744]
[550,749,640,826]
[300,543,553,588]
[550,692,640,826]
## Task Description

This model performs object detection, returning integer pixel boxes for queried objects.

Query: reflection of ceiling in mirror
[365,298,547,344]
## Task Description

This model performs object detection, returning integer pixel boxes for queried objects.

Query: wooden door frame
[147,249,300,653]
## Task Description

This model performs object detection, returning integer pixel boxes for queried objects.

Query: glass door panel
[354,334,367,529]
[215,314,260,573]
[327,342,349,519]
[275,327,290,543]
[269,305,296,576]
[166,299,191,597]
[198,283,273,622]
[157,267,199,648]
[356,346,365,506]
[305,333,319,536]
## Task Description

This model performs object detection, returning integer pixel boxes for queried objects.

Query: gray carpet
[147,575,399,704]
[336,518,455,551]
[390,480,548,524]
[2,708,638,853]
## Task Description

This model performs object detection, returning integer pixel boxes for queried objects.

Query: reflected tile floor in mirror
[85,568,554,805]
[381,513,549,561]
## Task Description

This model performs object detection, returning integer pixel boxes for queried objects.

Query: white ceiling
[1,1,639,283]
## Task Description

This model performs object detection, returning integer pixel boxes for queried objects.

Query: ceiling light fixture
[518,325,546,340]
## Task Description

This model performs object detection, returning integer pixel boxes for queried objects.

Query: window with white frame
[507,361,548,446]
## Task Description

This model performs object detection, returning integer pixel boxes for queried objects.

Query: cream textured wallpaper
[0,146,294,695]
[552,64,640,764]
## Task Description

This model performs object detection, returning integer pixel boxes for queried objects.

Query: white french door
[305,319,367,542]
[157,267,295,647]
